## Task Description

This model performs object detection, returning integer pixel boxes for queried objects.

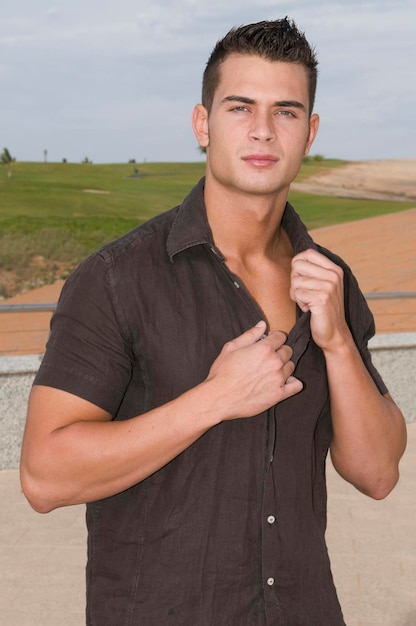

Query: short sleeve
[34,251,133,415]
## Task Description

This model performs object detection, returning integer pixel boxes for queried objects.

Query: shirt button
[267,577,275,586]
[267,515,276,525]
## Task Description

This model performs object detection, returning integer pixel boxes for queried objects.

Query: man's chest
[121,247,320,415]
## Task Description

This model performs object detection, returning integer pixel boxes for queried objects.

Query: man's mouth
[241,154,279,167]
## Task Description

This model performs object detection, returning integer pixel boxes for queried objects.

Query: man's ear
[192,104,209,148]
[304,113,320,156]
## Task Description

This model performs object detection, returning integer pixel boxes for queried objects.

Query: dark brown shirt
[35,178,387,625]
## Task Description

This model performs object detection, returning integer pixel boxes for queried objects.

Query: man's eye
[232,106,248,112]
[277,110,294,117]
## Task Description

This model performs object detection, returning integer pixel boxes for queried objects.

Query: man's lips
[241,154,279,167]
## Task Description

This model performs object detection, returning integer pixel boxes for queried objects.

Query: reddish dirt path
[1,208,415,355]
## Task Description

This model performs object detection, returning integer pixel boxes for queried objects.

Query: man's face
[193,53,319,200]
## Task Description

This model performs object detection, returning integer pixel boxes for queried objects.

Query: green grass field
[0,159,412,297]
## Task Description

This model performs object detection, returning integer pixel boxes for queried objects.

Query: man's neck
[204,181,290,262]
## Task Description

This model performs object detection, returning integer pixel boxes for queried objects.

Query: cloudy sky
[1,0,415,164]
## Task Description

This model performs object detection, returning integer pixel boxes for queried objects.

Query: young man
[21,18,406,625]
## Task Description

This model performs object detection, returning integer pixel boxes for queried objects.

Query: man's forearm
[21,382,221,513]
[326,334,407,499]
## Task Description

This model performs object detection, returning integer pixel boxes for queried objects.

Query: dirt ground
[293,158,416,201]
[1,160,415,355]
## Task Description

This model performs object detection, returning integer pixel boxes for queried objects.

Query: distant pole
[44,149,48,163]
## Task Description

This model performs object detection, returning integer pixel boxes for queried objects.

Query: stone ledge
[0,355,43,375]
[369,333,416,350]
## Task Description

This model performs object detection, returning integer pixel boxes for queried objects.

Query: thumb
[228,321,267,351]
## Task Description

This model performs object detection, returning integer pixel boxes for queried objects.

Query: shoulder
[52,206,179,327]
[71,205,180,279]
[99,204,180,265]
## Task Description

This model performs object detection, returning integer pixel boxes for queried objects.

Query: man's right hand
[205,320,303,421]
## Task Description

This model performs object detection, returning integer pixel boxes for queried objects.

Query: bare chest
[228,262,296,335]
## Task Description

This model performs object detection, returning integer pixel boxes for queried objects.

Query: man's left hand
[290,248,350,351]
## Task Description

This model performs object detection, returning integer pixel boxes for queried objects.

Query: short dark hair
[202,17,318,115]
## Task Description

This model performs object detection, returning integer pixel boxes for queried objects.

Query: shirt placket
[262,437,281,623]
[207,242,312,624]
[261,321,311,623]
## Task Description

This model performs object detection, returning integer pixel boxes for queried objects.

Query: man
[21,18,406,625]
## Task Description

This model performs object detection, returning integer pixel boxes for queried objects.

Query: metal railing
[0,303,57,313]
[0,294,414,360]
[364,292,416,300]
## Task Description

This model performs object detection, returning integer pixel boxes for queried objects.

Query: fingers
[207,322,303,419]
[292,249,343,283]
[221,325,297,387]
[224,321,288,355]
[280,375,304,398]
[291,250,343,293]
[292,248,341,272]
[291,248,342,296]
[225,320,267,352]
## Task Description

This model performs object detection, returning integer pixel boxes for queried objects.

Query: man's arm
[20,322,302,513]
[290,248,407,499]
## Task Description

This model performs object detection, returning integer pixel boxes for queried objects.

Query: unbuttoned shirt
[34,178,387,625]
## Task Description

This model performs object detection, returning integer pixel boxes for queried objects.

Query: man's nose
[249,111,276,142]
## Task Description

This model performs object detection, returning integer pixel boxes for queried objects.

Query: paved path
[1,423,415,626]
[325,422,416,626]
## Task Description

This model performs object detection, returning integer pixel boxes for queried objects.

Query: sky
[1,0,415,164]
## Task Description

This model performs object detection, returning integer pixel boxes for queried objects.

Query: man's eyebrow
[221,96,256,105]
[275,100,306,110]
[221,95,306,110]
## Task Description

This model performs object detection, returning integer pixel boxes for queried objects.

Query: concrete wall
[0,356,43,471]
[368,333,415,425]
[1,334,415,471]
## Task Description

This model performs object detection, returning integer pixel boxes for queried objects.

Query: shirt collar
[166,178,214,261]
[166,177,317,261]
